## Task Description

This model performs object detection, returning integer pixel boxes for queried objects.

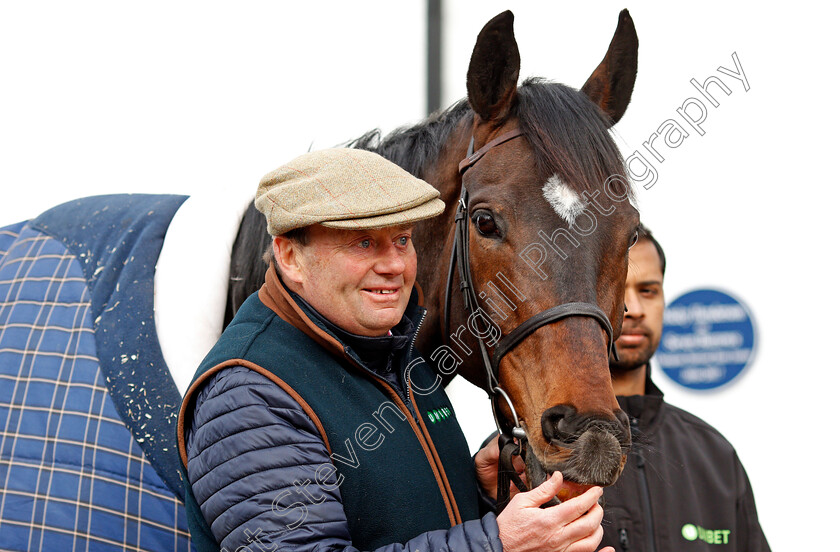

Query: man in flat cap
[176,149,611,552]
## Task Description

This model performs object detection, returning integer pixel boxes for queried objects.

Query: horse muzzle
[523,407,630,502]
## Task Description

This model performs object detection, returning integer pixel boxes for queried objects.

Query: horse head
[414,9,640,501]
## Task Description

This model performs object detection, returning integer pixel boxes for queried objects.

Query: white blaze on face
[542,175,586,225]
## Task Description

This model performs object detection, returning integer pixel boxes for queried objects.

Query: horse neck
[393,121,473,374]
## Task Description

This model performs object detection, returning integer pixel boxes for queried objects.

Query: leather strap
[459,129,525,174]
[496,433,527,514]
[491,302,617,376]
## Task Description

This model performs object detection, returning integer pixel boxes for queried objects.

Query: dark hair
[637,223,666,277]
[284,226,309,246]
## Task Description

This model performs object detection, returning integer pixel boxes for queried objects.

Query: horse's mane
[225,203,272,327]
[346,99,472,180]
[346,77,630,197]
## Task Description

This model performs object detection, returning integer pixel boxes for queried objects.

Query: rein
[444,128,619,512]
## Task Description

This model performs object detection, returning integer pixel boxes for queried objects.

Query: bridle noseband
[444,128,620,510]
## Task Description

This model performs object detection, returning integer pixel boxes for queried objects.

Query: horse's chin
[523,459,595,507]
[523,429,626,506]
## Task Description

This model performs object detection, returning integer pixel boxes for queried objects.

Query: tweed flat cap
[255,148,445,236]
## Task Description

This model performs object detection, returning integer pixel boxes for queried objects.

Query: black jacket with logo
[601,373,771,552]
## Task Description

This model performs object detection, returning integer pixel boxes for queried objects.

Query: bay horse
[0,9,639,549]
[231,10,640,501]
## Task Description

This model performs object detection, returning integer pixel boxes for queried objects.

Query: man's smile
[361,285,404,303]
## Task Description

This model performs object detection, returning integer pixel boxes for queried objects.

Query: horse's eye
[629,230,639,249]
[473,212,498,236]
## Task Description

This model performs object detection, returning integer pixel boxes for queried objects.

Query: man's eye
[359,239,372,249]
[397,236,409,246]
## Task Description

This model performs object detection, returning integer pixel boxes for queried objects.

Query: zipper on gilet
[619,527,630,551]
[631,416,657,552]
[342,310,427,422]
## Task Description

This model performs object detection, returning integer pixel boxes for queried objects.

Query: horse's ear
[581,9,638,126]
[467,10,520,124]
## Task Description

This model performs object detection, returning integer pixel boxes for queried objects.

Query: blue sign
[656,288,756,390]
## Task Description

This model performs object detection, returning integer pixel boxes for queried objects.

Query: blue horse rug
[0,194,202,551]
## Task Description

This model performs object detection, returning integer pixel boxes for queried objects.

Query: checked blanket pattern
[0,195,193,551]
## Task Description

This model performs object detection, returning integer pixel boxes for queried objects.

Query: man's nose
[375,243,406,274]
[624,289,643,318]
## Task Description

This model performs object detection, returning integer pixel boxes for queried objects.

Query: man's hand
[496,472,614,552]
[474,435,526,501]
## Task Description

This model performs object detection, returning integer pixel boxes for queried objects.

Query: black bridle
[443,128,619,511]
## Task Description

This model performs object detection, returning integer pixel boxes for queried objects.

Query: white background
[2,2,837,551]
[0,1,427,222]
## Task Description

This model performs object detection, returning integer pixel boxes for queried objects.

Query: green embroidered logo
[681,523,731,545]
[426,407,452,424]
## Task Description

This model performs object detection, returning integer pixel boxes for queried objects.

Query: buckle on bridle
[493,386,527,445]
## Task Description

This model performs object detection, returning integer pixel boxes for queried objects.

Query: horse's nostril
[541,405,578,444]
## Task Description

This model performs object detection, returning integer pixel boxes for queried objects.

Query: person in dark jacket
[176,148,614,552]
[601,224,770,552]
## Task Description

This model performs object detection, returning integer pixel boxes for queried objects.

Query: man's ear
[273,236,304,285]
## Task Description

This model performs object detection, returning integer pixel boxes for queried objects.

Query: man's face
[288,224,417,337]
[611,239,665,373]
